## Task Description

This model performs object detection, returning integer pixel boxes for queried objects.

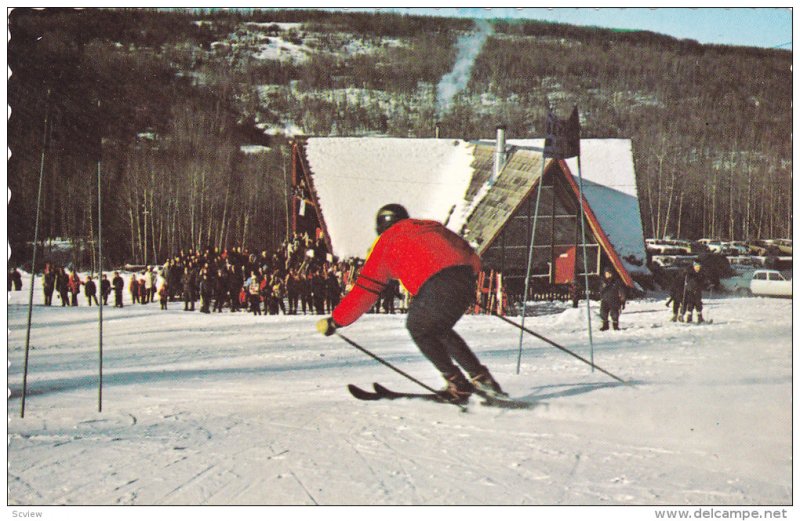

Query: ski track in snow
[5,274,793,505]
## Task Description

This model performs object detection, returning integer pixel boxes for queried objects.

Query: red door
[554,246,576,284]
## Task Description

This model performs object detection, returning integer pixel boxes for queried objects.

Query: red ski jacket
[332,219,481,327]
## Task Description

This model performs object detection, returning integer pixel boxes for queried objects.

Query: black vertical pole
[97,100,104,413]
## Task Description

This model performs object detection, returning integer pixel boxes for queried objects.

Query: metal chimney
[492,125,506,184]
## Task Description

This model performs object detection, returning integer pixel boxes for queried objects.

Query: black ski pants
[406,266,483,379]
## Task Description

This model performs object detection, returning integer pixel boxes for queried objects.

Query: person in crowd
[311,270,326,315]
[101,274,111,305]
[182,267,195,311]
[247,271,262,316]
[300,272,312,315]
[138,276,148,305]
[112,272,125,308]
[286,270,300,315]
[9,267,23,291]
[380,279,400,314]
[158,280,169,310]
[268,272,286,315]
[145,267,156,304]
[326,270,342,314]
[57,267,70,306]
[130,273,140,304]
[43,263,56,306]
[84,275,100,306]
[213,268,228,313]
[228,265,242,312]
[199,273,212,314]
[68,270,82,306]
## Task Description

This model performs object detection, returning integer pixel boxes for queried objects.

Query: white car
[750,269,792,298]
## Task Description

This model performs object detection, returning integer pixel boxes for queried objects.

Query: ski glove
[316,317,338,336]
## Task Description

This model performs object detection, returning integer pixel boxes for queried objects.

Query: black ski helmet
[375,203,409,235]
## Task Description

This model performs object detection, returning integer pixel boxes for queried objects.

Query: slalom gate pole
[96,123,104,413]
[575,154,596,370]
[479,303,628,385]
[516,158,546,375]
[334,332,467,411]
[21,91,50,419]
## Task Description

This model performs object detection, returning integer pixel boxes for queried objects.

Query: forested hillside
[8,8,792,269]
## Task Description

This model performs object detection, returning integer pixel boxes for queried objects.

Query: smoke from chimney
[436,19,494,117]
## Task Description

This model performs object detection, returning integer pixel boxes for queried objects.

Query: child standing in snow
[599,268,625,331]
[158,282,168,310]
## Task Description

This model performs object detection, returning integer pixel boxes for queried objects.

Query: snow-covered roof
[564,140,649,276]
[304,138,474,258]
[301,137,648,276]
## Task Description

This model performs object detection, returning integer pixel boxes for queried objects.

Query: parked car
[750,269,792,298]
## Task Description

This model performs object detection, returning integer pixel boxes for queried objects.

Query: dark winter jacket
[599,274,625,308]
[182,271,196,298]
[43,271,56,293]
[84,279,97,297]
[669,273,686,301]
[684,268,705,298]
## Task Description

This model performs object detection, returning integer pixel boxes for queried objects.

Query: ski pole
[334,332,467,411]
[479,304,629,385]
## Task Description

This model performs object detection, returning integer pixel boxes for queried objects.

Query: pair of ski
[347,382,534,410]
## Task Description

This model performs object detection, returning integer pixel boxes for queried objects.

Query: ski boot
[697,313,704,324]
[440,371,473,403]
[670,313,678,322]
[613,321,620,331]
[600,321,610,331]
[470,367,508,399]
[686,312,693,323]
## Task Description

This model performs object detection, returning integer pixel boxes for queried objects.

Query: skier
[315,203,505,401]
[598,267,625,331]
[667,271,685,322]
[681,260,706,323]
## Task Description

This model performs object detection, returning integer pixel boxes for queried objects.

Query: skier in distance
[316,203,506,402]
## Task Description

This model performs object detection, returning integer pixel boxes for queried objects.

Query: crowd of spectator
[12,233,410,316]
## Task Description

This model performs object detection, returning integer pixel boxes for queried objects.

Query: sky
[321,7,792,50]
